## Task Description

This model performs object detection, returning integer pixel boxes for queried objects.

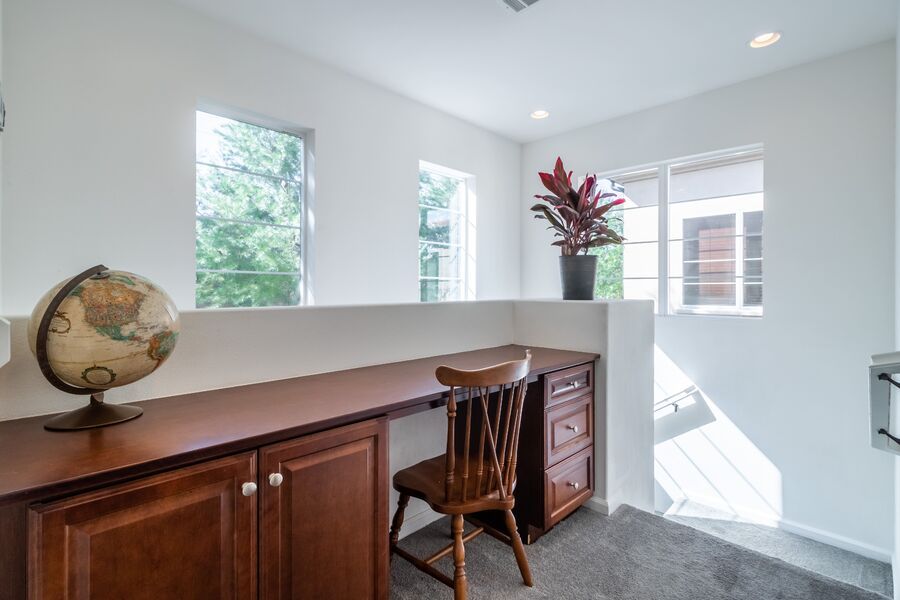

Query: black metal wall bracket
[878,428,900,445]
[878,372,900,390]
[876,373,900,445]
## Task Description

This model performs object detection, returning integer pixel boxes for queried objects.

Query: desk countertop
[0,345,597,504]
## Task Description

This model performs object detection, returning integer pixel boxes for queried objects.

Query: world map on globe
[27,270,180,390]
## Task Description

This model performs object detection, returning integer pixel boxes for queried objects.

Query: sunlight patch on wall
[654,346,782,524]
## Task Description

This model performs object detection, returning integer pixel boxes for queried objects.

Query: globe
[28,268,180,393]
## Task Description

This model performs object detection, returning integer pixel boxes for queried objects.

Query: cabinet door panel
[260,419,388,600]
[28,453,257,600]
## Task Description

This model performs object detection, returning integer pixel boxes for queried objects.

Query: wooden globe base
[44,393,143,431]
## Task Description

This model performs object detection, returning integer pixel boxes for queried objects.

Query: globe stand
[35,264,145,432]
[43,393,143,431]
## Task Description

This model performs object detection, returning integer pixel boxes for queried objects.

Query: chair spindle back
[435,350,531,504]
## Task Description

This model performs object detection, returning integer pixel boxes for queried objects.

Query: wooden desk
[0,344,597,599]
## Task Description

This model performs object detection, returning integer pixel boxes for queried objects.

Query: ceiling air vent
[499,0,541,13]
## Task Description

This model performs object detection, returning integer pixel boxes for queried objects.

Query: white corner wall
[0,0,7,368]
[893,11,900,598]
[0,0,3,313]
[514,300,655,513]
[522,42,897,558]
[1,0,521,315]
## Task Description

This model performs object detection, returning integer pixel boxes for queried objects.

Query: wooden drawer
[544,363,593,408]
[544,447,593,527]
[545,394,593,468]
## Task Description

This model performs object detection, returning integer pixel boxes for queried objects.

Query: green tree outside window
[195,112,304,308]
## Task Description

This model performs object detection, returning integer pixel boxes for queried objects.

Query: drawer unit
[545,394,593,468]
[544,363,593,408]
[478,361,595,544]
[545,447,593,526]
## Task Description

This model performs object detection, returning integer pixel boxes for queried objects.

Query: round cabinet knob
[566,424,580,433]
[568,481,580,490]
[268,473,284,487]
[241,482,258,497]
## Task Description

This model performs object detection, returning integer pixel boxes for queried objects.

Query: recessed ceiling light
[749,31,781,48]
[530,110,550,120]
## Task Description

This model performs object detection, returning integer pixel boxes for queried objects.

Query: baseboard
[585,495,610,515]
[397,507,442,540]
[775,516,891,564]
[663,496,891,563]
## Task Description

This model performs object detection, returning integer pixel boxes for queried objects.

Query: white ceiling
[170,0,898,142]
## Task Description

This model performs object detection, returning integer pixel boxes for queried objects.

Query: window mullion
[658,164,669,315]
[735,211,745,309]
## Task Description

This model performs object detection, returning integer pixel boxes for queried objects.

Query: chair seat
[393,454,516,515]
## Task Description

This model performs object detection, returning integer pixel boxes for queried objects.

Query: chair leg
[452,514,468,600]
[504,509,533,587]
[390,494,410,556]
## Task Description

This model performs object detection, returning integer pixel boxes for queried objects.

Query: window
[596,147,764,317]
[592,169,660,310]
[418,161,475,302]
[195,110,305,309]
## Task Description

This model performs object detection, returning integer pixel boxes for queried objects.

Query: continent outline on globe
[28,269,181,392]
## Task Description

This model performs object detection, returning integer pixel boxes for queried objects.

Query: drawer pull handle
[563,381,581,391]
[567,481,580,490]
[241,482,258,497]
[566,424,580,433]
[268,473,284,487]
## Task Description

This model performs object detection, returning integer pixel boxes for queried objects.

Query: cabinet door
[28,452,257,600]
[260,418,388,600]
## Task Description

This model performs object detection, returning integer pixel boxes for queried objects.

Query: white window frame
[194,106,314,308]
[418,160,476,302]
[595,144,764,318]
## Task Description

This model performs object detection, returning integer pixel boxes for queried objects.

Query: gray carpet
[391,506,888,600]
[666,510,892,597]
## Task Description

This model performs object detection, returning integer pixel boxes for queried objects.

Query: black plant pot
[559,255,598,300]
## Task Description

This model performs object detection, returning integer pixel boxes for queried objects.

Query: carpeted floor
[664,503,892,597]
[390,506,888,599]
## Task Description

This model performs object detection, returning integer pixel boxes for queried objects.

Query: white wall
[0,0,3,311]
[893,10,900,597]
[0,302,517,421]
[514,300,655,513]
[522,42,896,558]
[1,0,521,316]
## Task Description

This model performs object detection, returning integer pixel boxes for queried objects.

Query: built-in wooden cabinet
[28,419,388,600]
[0,346,598,599]
[260,419,387,600]
[29,453,258,600]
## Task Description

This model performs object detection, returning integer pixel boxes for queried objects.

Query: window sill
[659,310,763,320]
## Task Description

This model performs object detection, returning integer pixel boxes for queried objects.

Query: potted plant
[531,157,625,300]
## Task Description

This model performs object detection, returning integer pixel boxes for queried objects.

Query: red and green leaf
[532,158,627,255]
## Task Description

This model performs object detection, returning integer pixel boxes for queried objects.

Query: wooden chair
[389,350,533,600]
